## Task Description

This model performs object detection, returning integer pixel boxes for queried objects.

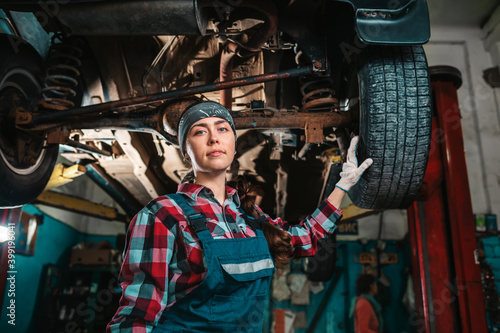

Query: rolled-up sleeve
[107,208,174,333]
[256,199,342,257]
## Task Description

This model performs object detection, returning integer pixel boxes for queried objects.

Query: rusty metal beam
[21,66,314,127]
[31,106,355,146]
[232,110,351,130]
[162,98,355,132]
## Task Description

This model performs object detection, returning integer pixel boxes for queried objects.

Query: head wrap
[178,101,237,157]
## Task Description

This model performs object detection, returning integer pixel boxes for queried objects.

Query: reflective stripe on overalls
[154,193,275,333]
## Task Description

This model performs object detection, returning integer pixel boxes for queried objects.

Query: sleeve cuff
[309,199,343,234]
[322,198,343,217]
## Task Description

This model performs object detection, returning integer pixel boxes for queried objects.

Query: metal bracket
[46,127,70,144]
[15,108,32,125]
[280,20,328,72]
[305,120,323,143]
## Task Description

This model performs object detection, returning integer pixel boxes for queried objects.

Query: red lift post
[408,66,488,332]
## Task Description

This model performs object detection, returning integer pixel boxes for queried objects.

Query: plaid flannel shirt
[107,182,342,332]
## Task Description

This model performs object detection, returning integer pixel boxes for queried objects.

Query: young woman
[352,273,384,333]
[107,101,372,332]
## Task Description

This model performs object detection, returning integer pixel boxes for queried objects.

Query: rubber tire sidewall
[0,36,59,208]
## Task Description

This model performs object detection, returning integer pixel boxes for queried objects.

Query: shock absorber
[42,33,83,110]
[300,76,339,111]
[297,76,342,159]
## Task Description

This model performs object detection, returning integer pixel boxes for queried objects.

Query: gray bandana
[178,101,237,156]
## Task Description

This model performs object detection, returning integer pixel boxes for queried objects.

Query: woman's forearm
[327,186,346,209]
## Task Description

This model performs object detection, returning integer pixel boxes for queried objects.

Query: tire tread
[350,45,432,209]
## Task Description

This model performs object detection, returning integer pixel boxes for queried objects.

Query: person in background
[107,101,373,332]
[352,273,384,333]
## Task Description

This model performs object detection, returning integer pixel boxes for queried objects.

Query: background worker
[352,273,384,333]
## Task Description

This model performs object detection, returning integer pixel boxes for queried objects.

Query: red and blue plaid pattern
[107,182,342,332]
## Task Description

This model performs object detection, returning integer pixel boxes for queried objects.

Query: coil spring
[300,77,339,111]
[42,34,82,110]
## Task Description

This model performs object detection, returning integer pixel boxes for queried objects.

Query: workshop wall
[337,210,409,242]
[0,205,118,333]
[268,240,413,333]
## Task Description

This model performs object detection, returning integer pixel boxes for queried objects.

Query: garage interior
[1,0,500,332]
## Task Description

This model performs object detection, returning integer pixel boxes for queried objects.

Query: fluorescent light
[0,226,9,243]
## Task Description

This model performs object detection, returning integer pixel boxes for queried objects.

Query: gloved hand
[335,136,373,192]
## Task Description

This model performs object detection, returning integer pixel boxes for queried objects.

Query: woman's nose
[208,129,219,144]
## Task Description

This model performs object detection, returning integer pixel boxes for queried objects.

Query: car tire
[0,36,59,208]
[349,45,432,209]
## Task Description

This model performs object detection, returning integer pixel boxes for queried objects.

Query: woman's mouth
[208,149,224,157]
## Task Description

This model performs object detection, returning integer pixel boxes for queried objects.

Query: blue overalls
[154,194,275,332]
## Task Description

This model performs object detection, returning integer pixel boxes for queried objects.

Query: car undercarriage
[0,0,432,221]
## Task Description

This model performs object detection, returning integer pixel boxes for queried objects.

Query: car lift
[407,66,488,332]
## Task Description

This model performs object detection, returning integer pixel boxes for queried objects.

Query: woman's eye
[218,127,229,132]
[194,129,205,135]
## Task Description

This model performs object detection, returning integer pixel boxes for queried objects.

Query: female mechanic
[107,101,372,332]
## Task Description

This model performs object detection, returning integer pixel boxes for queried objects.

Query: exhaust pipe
[53,0,208,36]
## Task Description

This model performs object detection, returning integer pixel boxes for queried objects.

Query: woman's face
[185,116,235,175]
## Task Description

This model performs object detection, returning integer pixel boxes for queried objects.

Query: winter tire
[349,46,432,209]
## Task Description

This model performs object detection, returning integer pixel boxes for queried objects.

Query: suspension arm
[18,66,314,128]
[41,106,356,146]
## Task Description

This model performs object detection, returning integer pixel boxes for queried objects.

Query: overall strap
[169,194,208,233]
[241,209,267,231]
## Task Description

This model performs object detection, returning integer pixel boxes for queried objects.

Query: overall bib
[155,194,275,333]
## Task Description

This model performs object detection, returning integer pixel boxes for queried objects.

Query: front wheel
[0,36,59,208]
[348,45,432,209]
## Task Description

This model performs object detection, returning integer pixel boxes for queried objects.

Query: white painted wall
[425,25,500,223]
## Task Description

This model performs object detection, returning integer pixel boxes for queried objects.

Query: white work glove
[335,136,373,192]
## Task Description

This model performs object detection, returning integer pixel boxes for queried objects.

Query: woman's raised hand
[335,136,373,192]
